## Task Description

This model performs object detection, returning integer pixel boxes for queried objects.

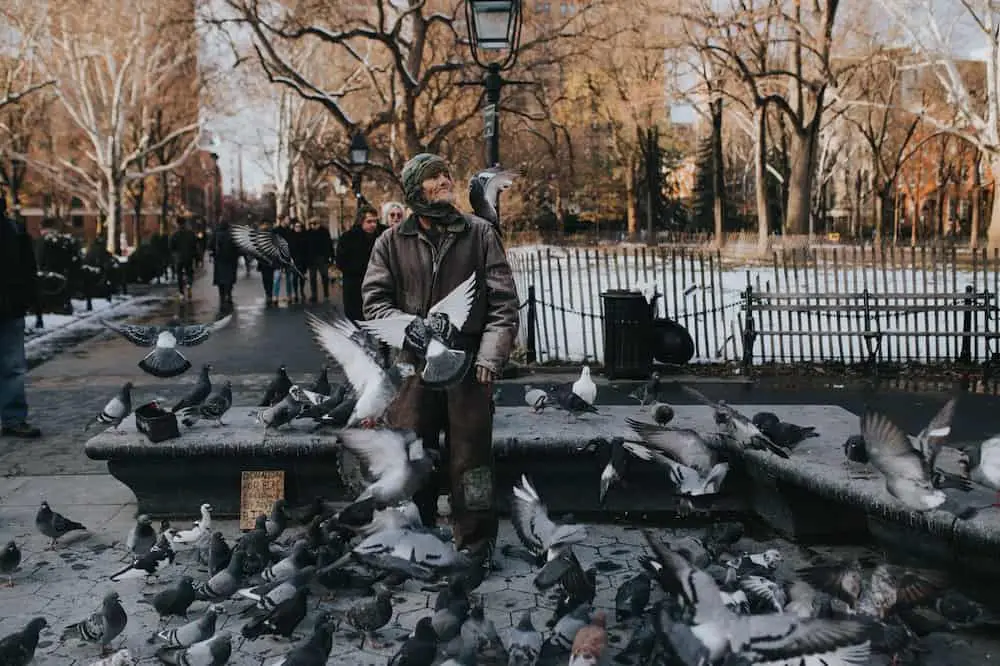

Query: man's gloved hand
[403,317,431,356]
[424,312,457,347]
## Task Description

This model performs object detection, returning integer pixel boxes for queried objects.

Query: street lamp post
[349,132,370,218]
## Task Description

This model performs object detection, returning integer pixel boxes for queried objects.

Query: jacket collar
[398,213,469,236]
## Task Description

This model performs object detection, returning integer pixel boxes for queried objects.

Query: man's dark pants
[260,267,275,303]
[385,371,497,551]
[309,264,330,301]
[342,276,364,321]
[0,318,29,427]
[175,261,194,293]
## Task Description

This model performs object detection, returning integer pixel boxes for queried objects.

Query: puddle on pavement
[594,560,623,572]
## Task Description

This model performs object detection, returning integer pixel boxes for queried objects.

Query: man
[0,195,42,438]
[210,217,239,310]
[363,153,519,572]
[169,216,198,300]
[338,204,385,322]
[306,219,334,303]
[289,219,309,305]
[271,218,294,305]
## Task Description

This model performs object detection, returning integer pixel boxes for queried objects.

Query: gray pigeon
[272,615,335,666]
[511,474,587,562]
[0,617,47,666]
[630,371,661,406]
[337,429,434,516]
[125,514,157,557]
[0,541,21,586]
[507,610,542,666]
[651,402,674,425]
[541,603,590,656]
[194,548,245,601]
[255,390,303,430]
[61,591,128,655]
[309,366,331,396]
[260,365,294,407]
[154,607,218,648]
[460,604,505,663]
[342,588,394,649]
[860,409,948,511]
[179,380,233,427]
[624,418,719,475]
[238,566,315,612]
[307,311,416,426]
[85,382,133,433]
[231,223,304,278]
[140,575,196,620]
[173,364,213,412]
[156,631,232,666]
[36,501,87,548]
[550,383,597,417]
[260,540,311,583]
[468,165,519,226]
[681,385,790,459]
[101,315,232,379]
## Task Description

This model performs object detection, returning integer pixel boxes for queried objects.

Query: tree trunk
[785,129,816,235]
[625,156,638,237]
[970,152,983,249]
[711,98,726,248]
[159,173,170,235]
[875,186,891,242]
[986,155,1000,251]
[754,107,771,253]
[106,183,123,254]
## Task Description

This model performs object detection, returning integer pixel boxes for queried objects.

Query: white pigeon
[524,385,549,412]
[338,429,434,510]
[169,503,213,547]
[358,273,478,387]
[86,649,134,666]
[632,280,659,304]
[511,474,587,562]
[306,311,415,427]
[469,165,520,225]
[572,365,597,406]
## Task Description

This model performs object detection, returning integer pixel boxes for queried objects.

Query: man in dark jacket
[169,216,198,300]
[0,196,42,438]
[362,153,519,576]
[337,205,384,321]
[256,221,276,307]
[306,219,334,304]
[288,219,309,305]
[210,219,239,309]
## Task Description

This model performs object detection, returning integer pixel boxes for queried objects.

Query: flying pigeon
[178,381,233,427]
[572,365,597,406]
[306,311,416,427]
[173,364,213,412]
[336,429,434,518]
[231,224,305,278]
[681,385,790,459]
[36,501,87,549]
[860,409,949,511]
[357,273,478,388]
[101,314,232,378]
[85,382,133,434]
[468,165,519,226]
[624,417,719,475]
[599,436,628,504]
[0,617,46,666]
[622,440,730,497]
[511,475,587,563]
[62,591,128,656]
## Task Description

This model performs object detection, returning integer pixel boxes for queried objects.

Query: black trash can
[602,290,655,380]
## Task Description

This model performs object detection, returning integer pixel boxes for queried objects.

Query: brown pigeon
[569,610,607,665]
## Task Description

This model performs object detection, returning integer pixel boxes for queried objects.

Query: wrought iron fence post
[526,285,537,365]
[740,283,757,372]
[960,284,974,364]
[861,288,882,379]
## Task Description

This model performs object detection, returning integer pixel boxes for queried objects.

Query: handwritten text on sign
[240,470,285,530]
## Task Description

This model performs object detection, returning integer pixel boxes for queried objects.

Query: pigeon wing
[482,167,519,209]
[916,397,957,472]
[337,429,409,483]
[680,384,721,409]
[740,615,870,662]
[101,320,159,347]
[641,530,727,623]
[625,418,714,471]
[428,273,478,332]
[306,312,384,398]
[861,410,928,481]
[879,564,948,606]
[357,316,417,349]
[230,225,276,263]
[173,314,233,347]
[510,475,557,554]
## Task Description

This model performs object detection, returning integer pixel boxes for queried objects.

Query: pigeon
[86,648,133,666]
[569,611,607,666]
[306,311,416,427]
[205,531,232,575]
[255,390,304,430]
[507,610,542,666]
[139,575,197,620]
[349,527,469,576]
[624,418,719,475]
[305,393,357,429]
[541,603,591,658]
[622,439,730,497]
[170,503,213,546]
[650,402,674,425]
[340,588,394,648]
[0,541,21,586]
[630,371,661,406]
[572,365,597,406]
[231,224,305,279]
[270,614,335,665]
[459,604,505,662]
[260,365,294,407]
[337,428,434,517]
[0,617,46,666]
[960,434,1000,504]
[860,409,949,510]
[615,572,651,622]
[599,436,628,504]
[511,474,587,563]
[173,364,213,412]
[357,273,478,387]
[388,616,436,666]
[101,314,232,378]
[751,411,818,449]
[265,499,289,540]
[178,381,233,427]
[681,385,790,458]
[643,530,872,664]
[524,385,549,412]
[156,631,232,666]
[62,591,128,655]
[439,643,477,666]
[154,608,218,648]
[125,514,157,558]
[194,547,245,601]
[468,165,519,225]
[242,586,310,640]
[109,533,175,581]
[239,566,315,612]
[260,540,312,583]
[36,501,87,548]
[550,383,598,417]
[85,382,133,433]
[308,366,331,396]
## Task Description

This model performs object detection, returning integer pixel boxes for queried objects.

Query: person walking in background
[381,201,405,227]
[0,195,42,439]
[306,218,333,303]
[271,217,294,305]
[289,219,309,305]
[210,218,239,310]
[169,216,198,300]
[336,204,385,321]
[256,221,276,307]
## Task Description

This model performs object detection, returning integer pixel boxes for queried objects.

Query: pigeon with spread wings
[681,385,790,459]
[357,273,477,388]
[230,224,305,279]
[100,314,232,378]
[305,311,415,427]
[469,166,520,226]
[860,409,949,511]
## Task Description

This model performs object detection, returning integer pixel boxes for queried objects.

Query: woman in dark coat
[211,219,239,308]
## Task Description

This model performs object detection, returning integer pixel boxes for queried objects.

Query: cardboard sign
[240,470,285,530]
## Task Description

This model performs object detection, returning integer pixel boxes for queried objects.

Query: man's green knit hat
[401,153,449,206]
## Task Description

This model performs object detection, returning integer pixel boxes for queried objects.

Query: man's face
[362,214,379,233]
[294,223,303,232]
[420,166,454,204]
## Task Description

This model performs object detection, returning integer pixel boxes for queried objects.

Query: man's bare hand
[475,365,496,386]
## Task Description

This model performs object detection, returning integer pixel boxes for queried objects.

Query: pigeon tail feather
[139,348,192,379]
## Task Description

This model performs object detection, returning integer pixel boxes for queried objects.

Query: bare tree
[27,0,202,252]
[0,1,54,113]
